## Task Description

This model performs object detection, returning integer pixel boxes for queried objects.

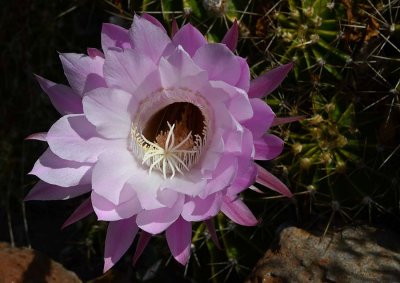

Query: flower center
[130,102,208,179]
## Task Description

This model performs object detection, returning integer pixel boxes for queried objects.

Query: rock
[246,226,400,283]
[0,242,82,283]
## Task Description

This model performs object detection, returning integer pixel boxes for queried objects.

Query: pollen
[155,107,195,151]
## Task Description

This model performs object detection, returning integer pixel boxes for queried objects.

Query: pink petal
[181,193,222,222]
[104,216,139,273]
[87,48,105,58]
[136,194,184,234]
[157,189,180,208]
[101,23,131,51]
[171,18,179,37]
[271,115,306,127]
[35,75,83,115]
[103,48,157,94]
[129,15,171,63]
[254,134,284,161]
[173,24,207,57]
[62,197,94,229]
[221,19,238,51]
[248,62,293,98]
[199,131,225,175]
[59,53,106,95]
[159,46,206,89]
[256,165,292,197]
[203,154,238,196]
[249,185,265,194]
[30,148,92,187]
[129,178,164,211]
[211,81,252,121]
[47,114,124,163]
[238,128,255,159]
[125,167,167,211]
[25,181,90,201]
[227,161,257,196]
[225,129,256,195]
[223,121,243,154]
[83,88,138,139]
[92,150,137,205]
[25,132,47,141]
[221,127,253,163]
[205,219,221,249]
[166,217,192,265]
[132,231,152,266]
[130,70,162,101]
[235,57,250,91]
[221,196,258,226]
[162,168,207,197]
[242,98,275,138]
[141,13,166,32]
[193,43,241,86]
[91,191,141,221]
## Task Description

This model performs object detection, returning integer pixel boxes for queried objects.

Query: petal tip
[24,193,34,202]
[171,18,179,37]
[25,132,47,141]
[103,258,114,273]
[248,63,293,98]
[221,19,239,51]
[175,254,190,265]
[141,13,166,32]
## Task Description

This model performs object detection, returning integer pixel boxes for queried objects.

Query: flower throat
[130,102,207,179]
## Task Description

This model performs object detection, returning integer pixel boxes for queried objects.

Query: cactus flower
[27,14,293,271]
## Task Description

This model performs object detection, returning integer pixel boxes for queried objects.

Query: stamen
[131,122,205,179]
[129,98,210,179]
[141,123,198,179]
